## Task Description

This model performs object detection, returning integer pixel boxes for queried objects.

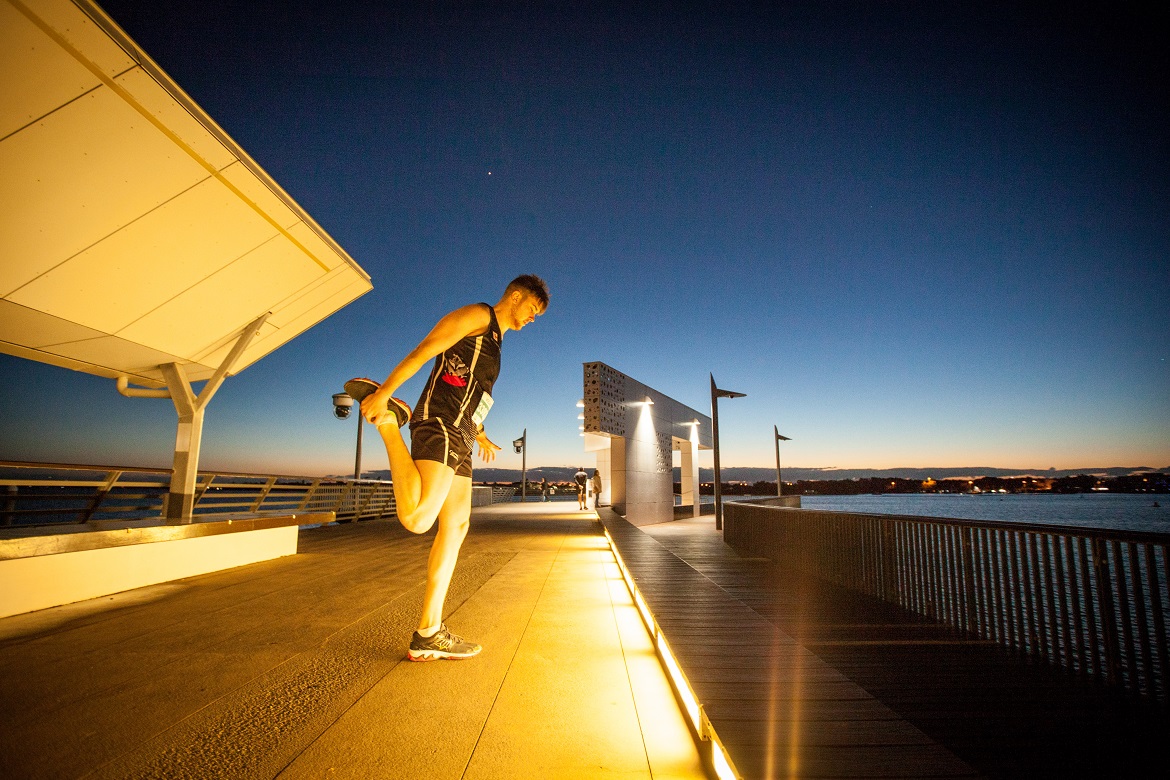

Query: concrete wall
[592,440,613,508]
[678,420,701,517]
[0,516,305,618]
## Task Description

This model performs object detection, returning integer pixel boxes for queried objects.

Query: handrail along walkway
[0,460,395,526]
[724,499,1170,703]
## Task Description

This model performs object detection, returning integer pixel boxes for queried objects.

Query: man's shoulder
[437,303,493,335]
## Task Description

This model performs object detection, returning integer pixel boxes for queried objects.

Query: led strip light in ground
[603,528,742,780]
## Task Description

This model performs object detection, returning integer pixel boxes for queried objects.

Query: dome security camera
[332,393,354,420]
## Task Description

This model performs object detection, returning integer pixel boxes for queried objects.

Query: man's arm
[361,303,490,424]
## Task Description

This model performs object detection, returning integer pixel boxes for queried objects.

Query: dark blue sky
[2,1,1167,475]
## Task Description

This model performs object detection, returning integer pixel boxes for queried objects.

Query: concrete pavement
[0,503,704,780]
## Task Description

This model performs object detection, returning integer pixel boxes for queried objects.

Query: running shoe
[344,378,411,426]
[407,624,482,661]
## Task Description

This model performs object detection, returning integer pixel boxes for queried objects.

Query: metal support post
[161,361,203,521]
[774,425,791,497]
[513,429,527,501]
[354,415,364,480]
[119,313,269,523]
[710,374,745,531]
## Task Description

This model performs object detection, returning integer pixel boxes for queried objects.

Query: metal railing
[724,501,1170,703]
[0,461,397,526]
[490,486,518,503]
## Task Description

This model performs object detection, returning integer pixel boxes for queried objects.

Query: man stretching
[346,274,548,661]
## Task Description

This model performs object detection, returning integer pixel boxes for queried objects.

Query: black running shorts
[410,418,475,478]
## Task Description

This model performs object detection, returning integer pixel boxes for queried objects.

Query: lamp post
[513,429,527,502]
[710,374,746,531]
[774,425,791,497]
[331,392,363,480]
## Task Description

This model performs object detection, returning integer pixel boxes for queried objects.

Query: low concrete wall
[674,502,714,519]
[673,496,799,521]
[737,495,802,508]
[0,513,321,618]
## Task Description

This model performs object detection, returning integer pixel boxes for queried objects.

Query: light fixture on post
[774,425,791,497]
[710,374,746,531]
[332,392,363,480]
[512,429,527,501]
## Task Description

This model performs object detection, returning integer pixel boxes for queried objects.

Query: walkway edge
[599,509,981,780]
[599,509,743,780]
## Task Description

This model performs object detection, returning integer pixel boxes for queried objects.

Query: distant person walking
[591,469,603,509]
[574,467,588,510]
[540,477,549,502]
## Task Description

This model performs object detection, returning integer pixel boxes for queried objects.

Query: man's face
[510,292,545,331]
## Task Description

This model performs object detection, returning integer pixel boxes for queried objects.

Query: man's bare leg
[406,475,481,661]
[418,475,472,633]
[375,420,455,534]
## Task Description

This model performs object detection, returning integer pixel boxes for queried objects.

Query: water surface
[798,493,1168,535]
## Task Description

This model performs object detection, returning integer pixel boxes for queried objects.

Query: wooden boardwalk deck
[628,514,1170,779]
[601,510,978,779]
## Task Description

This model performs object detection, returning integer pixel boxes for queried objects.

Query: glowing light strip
[604,528,744,780]
[656,632,700,729]
[633,588,653,631]
[711,740,737,780]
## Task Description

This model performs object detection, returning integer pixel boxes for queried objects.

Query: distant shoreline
[360,464,1170,484]
[477,473,1168,497]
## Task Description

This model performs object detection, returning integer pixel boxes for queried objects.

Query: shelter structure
[582,362,712,526]
[0,0,373,520]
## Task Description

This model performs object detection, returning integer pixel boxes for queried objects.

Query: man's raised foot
[344,377,411,426]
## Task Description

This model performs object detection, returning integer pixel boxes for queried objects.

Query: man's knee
[398,506,439,534]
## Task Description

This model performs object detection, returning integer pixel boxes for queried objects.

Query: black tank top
[412,303,503,443]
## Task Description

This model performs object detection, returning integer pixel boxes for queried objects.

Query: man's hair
[505,274,550,309]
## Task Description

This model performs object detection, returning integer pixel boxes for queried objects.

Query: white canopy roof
[0,0,373,387]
